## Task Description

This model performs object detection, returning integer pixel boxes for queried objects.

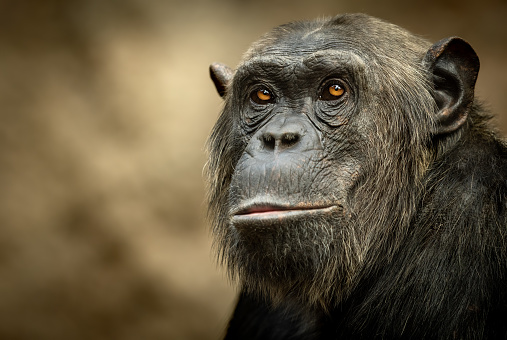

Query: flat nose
[251,114,322,155]
[261,127,302,152]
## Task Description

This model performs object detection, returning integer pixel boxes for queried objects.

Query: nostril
[281,133,299,149]
[262,134,276,150]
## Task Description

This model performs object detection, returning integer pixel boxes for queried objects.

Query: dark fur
[207,14,507,339]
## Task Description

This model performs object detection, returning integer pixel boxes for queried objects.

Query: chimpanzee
[206,13,507,339]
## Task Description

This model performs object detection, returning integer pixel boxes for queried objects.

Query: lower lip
[232,206,338,225]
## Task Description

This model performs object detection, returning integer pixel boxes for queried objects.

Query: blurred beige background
[0,0,505,339]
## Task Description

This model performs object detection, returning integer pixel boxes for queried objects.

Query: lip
[232,201,339,224]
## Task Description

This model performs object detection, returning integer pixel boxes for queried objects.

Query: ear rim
[210,62,233,98]
[423,37,480,136]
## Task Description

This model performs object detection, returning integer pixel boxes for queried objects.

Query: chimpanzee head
[207,14,479,307]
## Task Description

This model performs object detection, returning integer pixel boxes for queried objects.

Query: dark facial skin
[230,51,362,228]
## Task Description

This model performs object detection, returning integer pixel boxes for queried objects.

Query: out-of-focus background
[0,0,505,339]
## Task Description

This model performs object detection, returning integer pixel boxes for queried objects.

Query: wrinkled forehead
[237,23,372,77]
[236,50,365,79]
[245,23,369,60]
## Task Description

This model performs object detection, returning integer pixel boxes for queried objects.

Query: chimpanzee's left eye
[319,80,347,101]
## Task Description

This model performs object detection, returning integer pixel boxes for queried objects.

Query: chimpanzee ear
[210,62,233,98]
[423,37,480,135]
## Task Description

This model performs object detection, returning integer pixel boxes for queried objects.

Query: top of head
[242,14,428,62]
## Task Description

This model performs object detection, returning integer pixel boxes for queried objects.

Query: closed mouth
[232,201,338,224]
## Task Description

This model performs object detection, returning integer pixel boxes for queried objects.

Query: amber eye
[250,88,274,104]
[320,81,347,101]
[329,84,344,97]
